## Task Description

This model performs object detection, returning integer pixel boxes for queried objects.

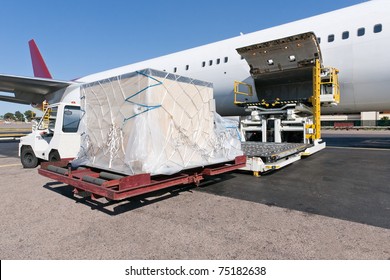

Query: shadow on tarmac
[43,181,189,215]
[43,182,189,215]
[42,174,237,215]
[197,147,390,229]
[42,173,238,215]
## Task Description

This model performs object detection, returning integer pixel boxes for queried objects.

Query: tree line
[0,110,36,122]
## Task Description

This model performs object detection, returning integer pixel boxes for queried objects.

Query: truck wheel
[21,146,39,168]
[49,151,61,162]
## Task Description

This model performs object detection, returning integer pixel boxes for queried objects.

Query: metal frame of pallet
[38,156,246,201]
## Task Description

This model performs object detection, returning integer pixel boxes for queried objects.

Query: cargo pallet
[38,156,246,201]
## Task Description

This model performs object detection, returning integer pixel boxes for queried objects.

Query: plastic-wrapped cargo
[73,69,242,175]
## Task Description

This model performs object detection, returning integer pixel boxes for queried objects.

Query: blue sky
[0,0,365,115]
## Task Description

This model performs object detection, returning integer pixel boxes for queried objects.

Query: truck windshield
[62,106,81,133]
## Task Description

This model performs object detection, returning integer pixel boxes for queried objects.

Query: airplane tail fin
[28,39,53,79]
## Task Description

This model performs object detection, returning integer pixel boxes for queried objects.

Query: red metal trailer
[38,156,246,201]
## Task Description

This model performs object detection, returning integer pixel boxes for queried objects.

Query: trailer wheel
[49,150,61,162]
[21,146,39,168]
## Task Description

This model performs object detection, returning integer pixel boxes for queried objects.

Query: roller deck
[242,142,311,162]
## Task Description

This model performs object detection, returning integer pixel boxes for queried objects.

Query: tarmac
[0,130,389,259]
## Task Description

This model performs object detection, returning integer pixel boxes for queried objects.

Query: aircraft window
[357,27,365,37]
[374,24,382,33]
[173,67,177,73]
[209,60,213,66]
[216,58,220,64]
[241,56,244,60]
[342,31,349,40]
[317,37,321,44]
[186,65,189,70]
[202,61,206,67]
[328,34,335,42]
[224,57,228,63]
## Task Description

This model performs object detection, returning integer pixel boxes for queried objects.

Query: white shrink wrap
[73,69,242,175]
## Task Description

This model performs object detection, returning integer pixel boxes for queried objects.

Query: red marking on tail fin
[28,39,52,79]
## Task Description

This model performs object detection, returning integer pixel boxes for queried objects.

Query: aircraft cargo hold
[72,68,243,176]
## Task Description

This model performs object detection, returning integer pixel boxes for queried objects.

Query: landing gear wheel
[21,146,39,168]
[49,150,61,162]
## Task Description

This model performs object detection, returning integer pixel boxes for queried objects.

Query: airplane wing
[0,74,74,105]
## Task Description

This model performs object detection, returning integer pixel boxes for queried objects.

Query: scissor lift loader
[234,32,340,176]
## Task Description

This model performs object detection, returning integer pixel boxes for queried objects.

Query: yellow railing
[234,81,253,105]
[307,60,340,141]
[321,67,340,103]
[42,101,51,129]
[309,59,321,140]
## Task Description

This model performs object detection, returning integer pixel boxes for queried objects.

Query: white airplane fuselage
[79,0,390,116]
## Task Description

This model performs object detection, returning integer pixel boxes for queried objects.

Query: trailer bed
[38,156,246,201]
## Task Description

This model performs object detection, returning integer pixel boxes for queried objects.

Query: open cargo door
[236,32,322,104]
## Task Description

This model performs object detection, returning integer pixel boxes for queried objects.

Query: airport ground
[0,130,389,259]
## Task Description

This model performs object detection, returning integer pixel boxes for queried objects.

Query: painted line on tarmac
[0,163,22,168]
[327,146,390,151]
[0,134,25,137]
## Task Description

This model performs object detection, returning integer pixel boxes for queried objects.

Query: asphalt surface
[322,129,390,149]
[198,147,390,229]
[0,131,389,259]
[0,140,20,158]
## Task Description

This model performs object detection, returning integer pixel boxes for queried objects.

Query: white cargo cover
[73,69,242,175]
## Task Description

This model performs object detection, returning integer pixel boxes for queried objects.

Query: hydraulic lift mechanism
[234,32,340,176]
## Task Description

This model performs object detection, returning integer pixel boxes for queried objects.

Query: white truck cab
[19,102,81,168]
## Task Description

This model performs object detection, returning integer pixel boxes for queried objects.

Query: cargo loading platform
[235,32,339,175]
[241,142,313,176]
